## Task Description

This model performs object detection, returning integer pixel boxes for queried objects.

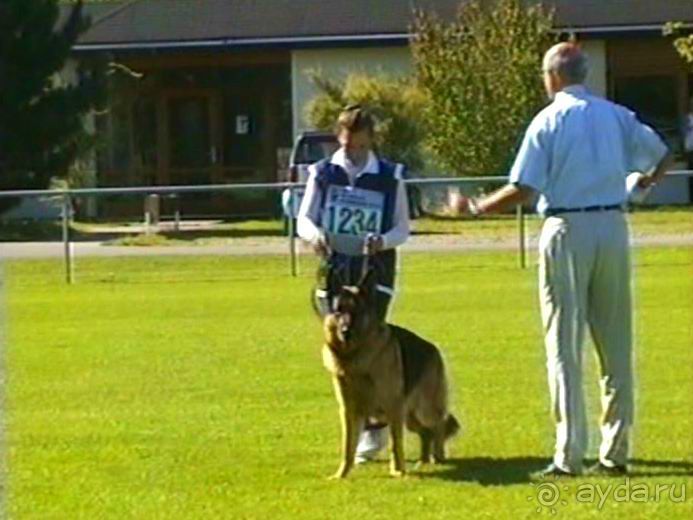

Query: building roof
[70,0,693,50]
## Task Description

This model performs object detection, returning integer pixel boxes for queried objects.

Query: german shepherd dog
[322,270,459,479]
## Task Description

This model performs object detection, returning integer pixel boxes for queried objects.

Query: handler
[297,104,411,462]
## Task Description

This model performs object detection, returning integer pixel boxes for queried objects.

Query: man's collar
[557,84,588,98]
[330,149,379,173]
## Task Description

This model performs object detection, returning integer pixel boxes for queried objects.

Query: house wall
[581,39,607,97]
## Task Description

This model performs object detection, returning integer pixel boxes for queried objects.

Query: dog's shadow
[415,456,546,486]
[413,457,693,486]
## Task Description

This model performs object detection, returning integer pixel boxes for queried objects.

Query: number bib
[322,185,385,238]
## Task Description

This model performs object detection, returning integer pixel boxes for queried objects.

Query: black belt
[544,204,623,217]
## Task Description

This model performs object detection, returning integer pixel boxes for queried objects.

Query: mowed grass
[4,205,688,245]
[3,247,692,519]
[414,207,693,242]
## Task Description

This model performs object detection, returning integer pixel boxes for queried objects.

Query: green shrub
[305,71,427,172]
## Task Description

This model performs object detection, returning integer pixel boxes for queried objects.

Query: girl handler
[297,104,411,462]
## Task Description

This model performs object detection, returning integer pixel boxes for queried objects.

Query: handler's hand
[314,231,330,258]
[365,234,384,255]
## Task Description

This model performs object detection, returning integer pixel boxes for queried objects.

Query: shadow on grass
[410,230,454,236]
[416,456,547,486]
[157,227,286,241]
[628,458,693,478]
[412,457,693,485]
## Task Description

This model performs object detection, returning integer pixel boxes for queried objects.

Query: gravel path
[2,233,693,259]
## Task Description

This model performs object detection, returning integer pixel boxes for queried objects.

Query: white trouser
[538,210,633,472]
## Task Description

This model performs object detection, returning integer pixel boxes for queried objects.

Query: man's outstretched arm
[451,183,536,216]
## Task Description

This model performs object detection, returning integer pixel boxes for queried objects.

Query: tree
[0,0,107,211]
[411,0,555,176]
[664,21,693,64]
[304,71,427,172]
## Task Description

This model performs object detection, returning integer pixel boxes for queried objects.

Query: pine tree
[0,0,106,211]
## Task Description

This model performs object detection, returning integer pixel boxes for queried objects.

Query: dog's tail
[445,414,461,439]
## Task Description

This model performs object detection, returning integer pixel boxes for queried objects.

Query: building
[66,0,693,216]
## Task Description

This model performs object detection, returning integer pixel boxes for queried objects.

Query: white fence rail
[1,172,691,283]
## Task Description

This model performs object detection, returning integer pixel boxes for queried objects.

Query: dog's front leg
[388,412,406,477]
[330,377,363,479]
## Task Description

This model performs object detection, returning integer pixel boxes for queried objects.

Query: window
[614,75,681,154]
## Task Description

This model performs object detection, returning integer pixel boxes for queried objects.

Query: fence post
[62,193,74,284]
[517,204,526,269]
[288,186,298,277]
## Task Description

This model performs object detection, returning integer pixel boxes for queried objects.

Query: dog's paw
[389,469,406,478]
[328,467,350,480]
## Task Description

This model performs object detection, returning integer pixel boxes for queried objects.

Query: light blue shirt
[509,85,669,214]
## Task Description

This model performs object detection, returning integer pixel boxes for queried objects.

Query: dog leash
[360,233,373,281]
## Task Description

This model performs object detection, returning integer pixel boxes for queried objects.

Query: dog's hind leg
[406,414,433,465]
[419,428,434,464]
[431,423,447,464]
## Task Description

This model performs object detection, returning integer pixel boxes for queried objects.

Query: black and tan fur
[322,270,459,479]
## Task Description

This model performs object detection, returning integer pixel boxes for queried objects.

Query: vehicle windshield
[294,136,339,164]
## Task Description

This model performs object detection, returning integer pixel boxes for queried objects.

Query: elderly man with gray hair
[451,42,672,477]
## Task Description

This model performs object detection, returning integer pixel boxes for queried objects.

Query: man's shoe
[531,463,578,479]
[355,426,388,464]
[587,462,628,476]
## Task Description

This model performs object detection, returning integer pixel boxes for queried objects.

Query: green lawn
[103,207,693,246]
[2,206,692,246]
[414,206,693,241]
[3,247,692,519]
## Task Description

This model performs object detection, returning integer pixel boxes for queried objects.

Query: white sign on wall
[236,115,250,135]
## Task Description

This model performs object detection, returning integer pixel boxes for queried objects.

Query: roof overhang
[72,33,412,52]
[72,22,692,53]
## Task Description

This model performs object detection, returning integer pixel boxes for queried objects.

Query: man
[451,42,671,477]
[297,104,411,462]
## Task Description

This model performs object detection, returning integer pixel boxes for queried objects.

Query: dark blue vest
[313,158,402,234]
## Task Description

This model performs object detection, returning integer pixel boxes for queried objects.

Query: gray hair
[542,43,589,84]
